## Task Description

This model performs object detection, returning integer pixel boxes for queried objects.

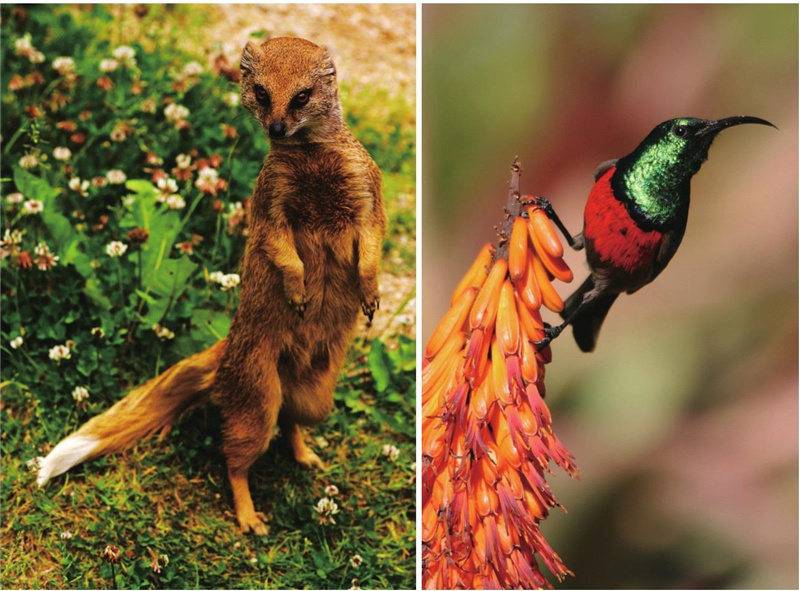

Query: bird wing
[593,159,618,181]
[646,224,687,288]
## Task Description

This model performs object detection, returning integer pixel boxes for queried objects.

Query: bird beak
[698,116,778,136]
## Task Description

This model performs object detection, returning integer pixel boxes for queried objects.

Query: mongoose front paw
[237,510,269,536]
[295,448,325,470]
[287,295,306,319]
[284,272,306,318]
[360,297,380,322]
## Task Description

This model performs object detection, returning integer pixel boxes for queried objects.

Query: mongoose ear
[240,41,261,76]
[320,47,337,78]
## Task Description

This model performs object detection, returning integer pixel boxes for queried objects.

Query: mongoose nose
[268,122,287,138]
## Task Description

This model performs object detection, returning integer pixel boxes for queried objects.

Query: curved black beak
[698,116,777,137]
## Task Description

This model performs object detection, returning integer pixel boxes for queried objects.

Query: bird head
[631,116,776,181]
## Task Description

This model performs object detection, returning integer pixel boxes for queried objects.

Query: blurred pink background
[423,4,798,588]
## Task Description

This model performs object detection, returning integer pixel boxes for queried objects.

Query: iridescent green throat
[613,136,703,230]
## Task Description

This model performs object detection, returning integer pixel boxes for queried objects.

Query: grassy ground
[1,5,415,589]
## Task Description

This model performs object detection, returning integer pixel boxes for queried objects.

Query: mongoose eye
[254,84,269,105]
[672,125,688,138]
[292,90,312,108]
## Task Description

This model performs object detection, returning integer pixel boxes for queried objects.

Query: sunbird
[530,116,775,352]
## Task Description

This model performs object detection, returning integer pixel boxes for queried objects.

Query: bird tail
[37,339,226,487]
[561,277,618,353]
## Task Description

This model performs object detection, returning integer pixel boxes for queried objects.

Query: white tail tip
[37,435,99,487]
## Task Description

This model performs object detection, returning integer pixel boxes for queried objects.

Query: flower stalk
[422,159,579,589]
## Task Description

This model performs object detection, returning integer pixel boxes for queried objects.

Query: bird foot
[533,324,565,352]
[521,194,555,217]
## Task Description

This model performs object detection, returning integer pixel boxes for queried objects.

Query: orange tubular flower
[422,159,580,589]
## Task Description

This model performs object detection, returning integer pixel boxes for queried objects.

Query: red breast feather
[583,168,664,274]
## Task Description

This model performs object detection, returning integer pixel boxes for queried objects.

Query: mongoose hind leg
[219,370,282,536]
[279,416,324,470]
[279,345,343,470]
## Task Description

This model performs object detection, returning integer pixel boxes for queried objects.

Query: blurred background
[423,5,797,589]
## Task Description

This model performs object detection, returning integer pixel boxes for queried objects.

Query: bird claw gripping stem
[422,159,579,589]
[521,195,584,252]
[533,323,566,352]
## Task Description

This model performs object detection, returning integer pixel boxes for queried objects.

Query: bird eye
[292,90,311,107]
[254,84,268,104]
[673,125,688,138]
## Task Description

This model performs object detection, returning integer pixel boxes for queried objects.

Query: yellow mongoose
[37,37,387,535]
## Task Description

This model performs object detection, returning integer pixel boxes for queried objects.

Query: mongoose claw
[287,297,306,319]
[238,511,270,536]
[361,297,379,322]
[295,449,325,470]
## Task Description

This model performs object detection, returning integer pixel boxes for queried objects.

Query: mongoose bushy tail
[36,339,226,487]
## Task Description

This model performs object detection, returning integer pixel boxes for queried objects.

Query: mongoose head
[239,37,343,143]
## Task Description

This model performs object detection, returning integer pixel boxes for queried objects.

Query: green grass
[1,5,415,589]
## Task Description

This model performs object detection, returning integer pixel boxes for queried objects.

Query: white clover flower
[33,236,50,255]
[106,241,128,258]
[122,196,135,208]
[349,579,362,591]
[14,34,33,55]
[3,228,25,245]
[165,194,186,210]
[33,241,59,271]
[314,497,340,524]
[158,178,178,192]
[29,50,45,64]
[10,336,23,349]
[324,484,339,497]
[152,324,175,340]
[49,344,71,362]
[71,386,89,402]
[175,153,191,169]
[91,327,105,338]
[219,273,240,291]
[19,154,38,169]
[381,444,400,461]
[22,200,44,215]
[26,456,43,471]
[140,99,157,114]
[99,59,119,73]
[195,166,219,189]
[6,192,24,204]
[113,45,136,65]
[209,271,225,284]
[183,61,203,76]
[53,146,72,161]
[106,169,127,185]
[52,57,76,76]
[164,103,190,123]
[69,177,90,196]
[224,92,240,107]
[60,531,73,540]
[350,554,363,568]
[110,129,127,142]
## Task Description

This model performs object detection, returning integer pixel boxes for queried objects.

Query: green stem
[0,344,40,373]
[175,191,205,236]
[2,122,28,157]
[209,211,222,267]
[136,249,143,291]
[116,259,124,305]
[154,345,162,378]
